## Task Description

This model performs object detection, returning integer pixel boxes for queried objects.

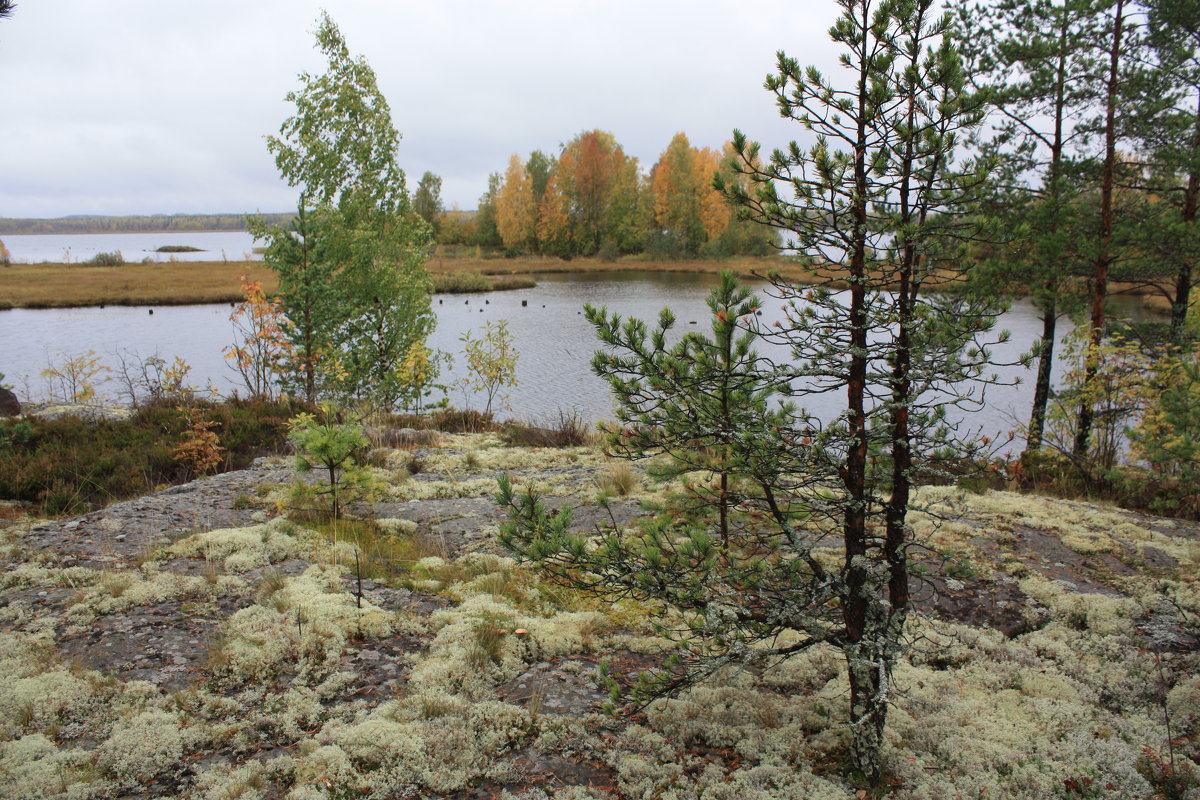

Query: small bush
[428,408,499,433]
[503,412,591,448]
[84,251,124,266]
[0,398,300,516]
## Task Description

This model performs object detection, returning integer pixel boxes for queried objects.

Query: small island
[154,245,203,253]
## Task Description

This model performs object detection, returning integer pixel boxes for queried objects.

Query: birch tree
[258,11,435,408]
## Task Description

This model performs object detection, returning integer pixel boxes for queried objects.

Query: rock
[29,403,131,421]
[0,387,18,417]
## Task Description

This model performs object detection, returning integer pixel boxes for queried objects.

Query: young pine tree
[500,0,1004,787]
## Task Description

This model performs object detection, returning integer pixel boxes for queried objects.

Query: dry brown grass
[425,253,788,282]
[0,260,274,309]
[3,254,1174,310]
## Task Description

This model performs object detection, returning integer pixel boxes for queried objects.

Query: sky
[0,1,844,219]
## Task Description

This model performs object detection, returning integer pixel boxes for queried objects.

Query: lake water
[1,231,261,263]
[0,269,1163,451]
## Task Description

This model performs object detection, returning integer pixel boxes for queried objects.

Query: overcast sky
[0,1,844,219]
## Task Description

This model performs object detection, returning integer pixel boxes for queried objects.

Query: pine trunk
[1026,307,1058,452]
[1074,0,1125,458]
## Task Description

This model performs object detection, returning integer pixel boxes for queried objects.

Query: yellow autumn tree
[650,133,706,256]
[537,173,573,257]
[496,154,536,253]
[695,145,730,241]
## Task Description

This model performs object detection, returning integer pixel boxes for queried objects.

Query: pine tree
[1074,0,1143,457]
[1139,0,1200,341]
[500,0,1000,786]
[955,0,1104,452]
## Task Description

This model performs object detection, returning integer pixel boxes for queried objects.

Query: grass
[431,270,536,293]
[0,260,538,309]
[2,251,1178,310]
[0,260,273,309]
[298,515,447,583]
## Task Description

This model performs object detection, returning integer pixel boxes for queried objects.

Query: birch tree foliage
[267,12,406,215]
[496,154,536,252]
[258,11,435,408]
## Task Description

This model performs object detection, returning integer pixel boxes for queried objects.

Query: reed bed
[0,255,1172,310]
[0,261,274,309]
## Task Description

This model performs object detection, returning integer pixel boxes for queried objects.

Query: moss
[315,700,533,795]
[0,735,96,800]
[208,561,403,691]
[375,517,418,536]
[409,595,605,700]
[1019,574,1141,635]
[387,476,505,502]
[885,622,1164,799]
[191,758,277,800]
[95,709,187,784]
[170,517,309,570]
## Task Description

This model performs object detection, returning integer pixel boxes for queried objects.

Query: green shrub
[84,251,124,266]
[0,399,301,515]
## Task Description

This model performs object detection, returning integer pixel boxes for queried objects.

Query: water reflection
[0,270,1163,448]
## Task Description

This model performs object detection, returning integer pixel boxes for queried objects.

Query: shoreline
[0,254,1178,314]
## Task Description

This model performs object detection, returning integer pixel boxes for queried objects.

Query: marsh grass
[430,270,535,293]
[597,463,638,496]
[503,412,594,448]
[0,261,273,309]
[465,613,513,668]
[1,261,529,310]
[1,254,1171,310]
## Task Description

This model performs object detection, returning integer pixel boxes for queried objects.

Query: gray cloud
[0,0,841,217]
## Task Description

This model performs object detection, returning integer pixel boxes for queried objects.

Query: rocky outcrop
[0,387,18,417]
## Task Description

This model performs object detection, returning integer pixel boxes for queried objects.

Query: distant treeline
[0,213,295,235]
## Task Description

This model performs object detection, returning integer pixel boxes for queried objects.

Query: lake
[1,269,1163,451]
[1,231,261,264]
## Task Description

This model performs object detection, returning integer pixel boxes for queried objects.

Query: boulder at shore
[0,387,19,417]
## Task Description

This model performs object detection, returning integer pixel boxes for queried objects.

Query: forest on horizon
[0,213,294,235]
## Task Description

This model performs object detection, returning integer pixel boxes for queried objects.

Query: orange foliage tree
[650,133,736,257]
[223,276,293,399]
[484,131,772,259]
[556,130,645,255]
